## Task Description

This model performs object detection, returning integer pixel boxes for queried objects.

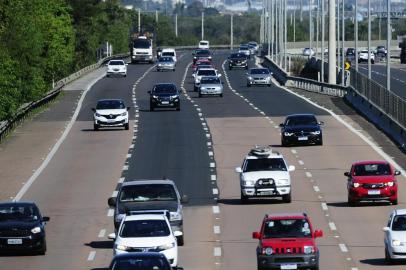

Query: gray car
[199,76,223,98]
[157,56,175,72]
[246,68,272,87]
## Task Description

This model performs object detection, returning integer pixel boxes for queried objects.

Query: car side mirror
[174,231,183,237]
[314,230,323,238]
[318,121,324,126]
[252,232,261,239]
[394,170,401,176]
[42,216,50,222]
[235,167,242,173]
[126,107,130,111]
[288,165,295,172]
[383,227,390,232]
[91,108,96,112]
[108,233,116,240]
[108,197,116,207]
[344,172,350,177]
[181,195,189,204]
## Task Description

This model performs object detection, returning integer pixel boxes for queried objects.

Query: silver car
[199,76,223,98]
[157,56,175,71]
[246,68,272,87]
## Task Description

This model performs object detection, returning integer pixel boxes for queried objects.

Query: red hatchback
[345,160,401,206]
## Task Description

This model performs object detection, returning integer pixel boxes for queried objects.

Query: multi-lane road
[0,50,405,270]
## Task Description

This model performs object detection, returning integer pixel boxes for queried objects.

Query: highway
[0,50,405,270]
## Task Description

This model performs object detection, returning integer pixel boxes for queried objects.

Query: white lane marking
[298,160,304,165]
[127,154,132,158]
[98,229,106,238]
[212,206,220,214]
[13,71,107,201]
[123,165,129,171]
[213,226,221,234]
[87,251,96,261]
[214,247,222,257]
[129,144,134,149]
[206,134,211,138]
[112,191,118,198]
[313,186,320,192]
[291,149,297,154]
[305,172,312,178]
[339,243,348,252]
[107,209,114,217]
[210,162,216,168]
[351,268,359,270]
[207,142,212,146]
[208,151,214,156]
[211,175,217,181]
[321,203,328,211]
[118,177,125,183]
[213,188,219,195]
[329,222,337,231]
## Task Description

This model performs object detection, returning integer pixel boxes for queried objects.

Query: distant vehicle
[130,34,154,64]
[108,211,180,267]
[228,53,248,70]
[239,45,251,58]
[358,50,375,64]
[92,99,130,131]
[157,57,175,72]
[345,160,400,206]
[302,47,315,56]
[246,68,272,87]
[198,76,224,98]
[248,41,259,53]
[375,45,388,57]
[346,48,356,62]
[193,68,221,91]
[148,83,180,111]
[107,179,188,246]
[106,60,127,77]
[192,59,213,71]
[161,48,177,63]
[193,49,212,64]
[0,202,50,255]
[198,40,210,49]
[252,212,323,270]
[235,146,295,204]
[108,253,181,270]
[279,114,323,146]
[383,209,406,263]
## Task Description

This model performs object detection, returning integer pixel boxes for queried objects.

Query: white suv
[106,59,127,77]
[383,209,406,263]
[92,99,130,131]
[109,211,181,267]
[235,146,295,204]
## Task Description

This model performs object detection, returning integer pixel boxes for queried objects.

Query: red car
[253,213,323,270]
[345,160,401,206]
[192,59,213,70]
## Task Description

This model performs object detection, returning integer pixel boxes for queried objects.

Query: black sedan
[0,201,50,255]
[228,53,248,70]
[279,114,323,146]
[109,252,183,270]
[148,83,180,111]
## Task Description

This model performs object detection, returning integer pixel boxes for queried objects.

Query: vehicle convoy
[279,114,323,146]
[235,146,295,204]
[246,68,272,87]
[157,56,176,72]
[228,52,248,70]
[345,160,400,206]
[148,83,181,111]
[108,252,182,270]
[92,99,130,131]
[253,213,323,270]
[0,202,50,255]
[106,60,127,77]
[193,68,221,91]
[383,209,406,263]
[108,211,180,267]
[130,34,154,64]
[198,76,224,98]
[107,179,188,245]
[193,49,212,64]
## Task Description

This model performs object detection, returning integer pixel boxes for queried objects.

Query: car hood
[261,237,315,248]
[95,109,126,115]
[389,231,406,241]
[249,74,270,78]
[242,171,290,180]
[0,220,39,230]
[352,175,395,183]
[118,201,178,214]
[283,125,320,132]
[117,236,175,247]
[230,57,246,61]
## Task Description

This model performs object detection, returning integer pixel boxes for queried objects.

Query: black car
[228,53,248,70]
[192,49,212,64]
[148,83,180,111]
[0,202,50,255]
[109,252,183,270]
[279,114,323,146]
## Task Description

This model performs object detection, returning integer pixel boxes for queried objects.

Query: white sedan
[106,59,127,77]
[384,209,406,263]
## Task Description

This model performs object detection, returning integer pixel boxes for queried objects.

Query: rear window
[198,70,216,76]
[162,52,175,57]
[285,115,317,126]
[244,158,287,172]
[109,61,124,66]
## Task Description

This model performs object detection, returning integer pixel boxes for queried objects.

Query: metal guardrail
[0,53,129,143]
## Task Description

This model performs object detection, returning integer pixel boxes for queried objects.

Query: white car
[198,40,209,49]
[235,146,295,204]
[109,212,181,267]
[161,48,177,63]
[106,60,127,77]
[302,48,315,56]
[384,209,406,263]
[358,50,375,64]
[92,99,130,131]
[193,68,221,91]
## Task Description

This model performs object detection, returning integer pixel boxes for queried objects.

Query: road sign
[345,61,351,70]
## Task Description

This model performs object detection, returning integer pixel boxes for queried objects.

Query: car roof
[124,213,167,222]
[286,113,316,118]
[0,201,37,206]
[265,213,308,220]
[121,179,176,187]
[394,209,406,216]
[352,160,389,166]
[161,48,175,52]
[198,68,216,71]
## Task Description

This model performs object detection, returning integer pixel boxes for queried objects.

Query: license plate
[7,239,22,245]
[280,264,297,270]
[368,190,380,195]
[298,136,308,141]
[259,191,273,195]
[161,101,169,105]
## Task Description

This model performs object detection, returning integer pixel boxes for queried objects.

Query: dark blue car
[279,114,324,146]
[109,252,183,270]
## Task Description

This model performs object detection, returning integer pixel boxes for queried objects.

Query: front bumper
[200,88,223,95]
[388,245,406,259]
[241,185,291,197]
[229,61,248,68]
[94,116,128,127]
[257,253,319,269]
[0,234,45,252]
[247,77,271,85]
[107,70,126,76]
[114,246,178,267]
[282,134,322,145]
[348,186,397,202]
[132,55,153,61]
[151,98,179,108]
[157,64,175,70]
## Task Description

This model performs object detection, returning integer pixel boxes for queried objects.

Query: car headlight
[95,112,101,117]
[170,95,178,99]
[31,227,41,234]
[386,182,394,187]
[247,76,253,80]
[392,239,401,246]
[263,247,273,255]
[353,182,360,188]
[208,56,212,59]
[158,242,175,250]
[152,95,159,99]
[120,111,127,116]
[170,211,182,221]
[303,246,315,254]
[284,132,294,136]
[158,64,162,67]
[311,130,321,135]
[277,179,289,185]
[242,180,255,186]
[116,245,130,251]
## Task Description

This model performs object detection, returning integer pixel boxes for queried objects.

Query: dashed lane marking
[107,209,114,217]
[98,229,106,238]
[212,206,220,214]
[213,226,221,234]
[313,186,320,192]
[339,244,349,252]
[87,251,96,261]
[329,222,337,231]
[321,203,328,211]
[214,247,222,257]
[211,175,217,181]
[118,177,125,183]
[298,160,304,165]
[305,172,312,178]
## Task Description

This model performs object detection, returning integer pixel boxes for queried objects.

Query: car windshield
[133,39,150,49]
[244,158,287,172]
[109,61,124,66]
[201,77,220,84]
[159,57,173,62]
[392,215,406,231]
[285,115,317,126]
[353,163,391,176]
[250,69,270,75]
[200,42,208,45]
[153,84,177,94]
[119,184,177,202]
[162,52,174,57]
[196,50,210,56]
[240,46,249,50]
[263,219,312,238]
[198,70,216,76]
[112,257,171,270]
[230,53,245,58]
[96,100,125,110]
[0,204,40,221]
[120,220,170,238]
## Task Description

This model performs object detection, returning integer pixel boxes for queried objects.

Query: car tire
[198,92,202,98]
[176,106,180,111]
[37,240,47,255]
[194,86,197,91]
[220,93,223,98]
[247,83,251,87]
[150,104,154,111]
[257,261,266,270]
[311,264,319,270]
[317,137,323,146]
[245,66,248,70]
[240,192,249,204]
[157,69,160,72]
[93,123,99,131]
[177,235,184,246]
[371,59,375,64]
[282,193,292,203]
[348,195,356,207]
[391,198,398,205]
[385,247,393,264]
[124,123,129,130]
[173,69,175,72]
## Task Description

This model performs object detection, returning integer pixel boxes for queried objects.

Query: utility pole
[337,0,340,74]
[284,0,287,69]
[329,0,337,84]
[201,12,204,40]
[275,1,279,63]
[316,0,319,57]
[279,0,283,66]
[293,0,296,43]
[321,0,325,82]
[156,10,158,23]
[379,1,382,41]
[341,0,345,85]
[387,0,391,91]
[138,8,141,33]
[231,13,234,50]
[300,0,303,22]
[368,0,371,79]
[309,0,312,52]
[175,14,178,38]
[355,0,358,71]
[268,1,271,58]
[271,0,275,60]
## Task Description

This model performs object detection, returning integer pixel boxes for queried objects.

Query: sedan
[92,99,130,130]
[106,59,127,77]
[246,68,272,87]
[228,53,248,70]
[198,76,223,97]
[384,209,406,263]
[279,114,323,146]
[157,56,175,72]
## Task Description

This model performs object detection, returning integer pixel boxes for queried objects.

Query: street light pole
[341,0,345,85]
[368,0,371,79]
[201,11,204,40]
[284,0,287,69]
[387,0,391,91]
[321,0,325,82]
[328,0,337,84]
[316,0,319,58]
[175,14,178,38]
[355,0,358,72]
[138,8,141,33]
[231,13,234,50]
[309,0,312,52]
[337,0,340,74]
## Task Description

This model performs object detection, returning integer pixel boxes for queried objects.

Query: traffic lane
[0,66,146,269]
[124,55,215,206]
[208,116,351,270]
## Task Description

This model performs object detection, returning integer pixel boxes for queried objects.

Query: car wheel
[268,84,271,87]
[124,123,129,130]
[282,193,292,203]
[173,69,175,72]
[219,93,223,98]
[247,83,251,87]
[150,104,154,111]
[198,92,202,98]
[348,195,356,207]
[240,192,249,204]
[317,137,323,146]
[245,66,248,70]
[257,261,266,270]
[93,123,99,131]
[371,59,375,64]
[385,247,393,264]
[37,240,47,255]
[157,69,160,72]
[281,138,289,147]
[176,106,180,111]
[177,235,184,246]
[194,86,197,91]
[391,198,398,205]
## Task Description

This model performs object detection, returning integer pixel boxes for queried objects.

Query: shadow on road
[85,240,113,249]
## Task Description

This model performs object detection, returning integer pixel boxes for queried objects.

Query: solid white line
[298,160,304,165]
[214,247,222,257]
[306,172,312,178]
[98,229,106,238]
[339,243,348,252]
[211,175,217,181]
[207,142,212,146]
[206,134,211,138]
[112,191,118,197]
[213,226,221,234]
[329,222,337,231]
[129,144,134,149]
[127,154,132,158]
[208,151,214,156]
[313,186,320,192]
[321,203,328,211]
[14,71,107,201]
[87,251,96,261]
[212,206,220,214]
[118,177,125,183]
[107,209,114,217]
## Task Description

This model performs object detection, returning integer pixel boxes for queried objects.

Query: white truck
[130,35,154,64]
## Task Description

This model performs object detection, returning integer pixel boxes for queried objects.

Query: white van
[161,48,177,63]
[198,40,210,49]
